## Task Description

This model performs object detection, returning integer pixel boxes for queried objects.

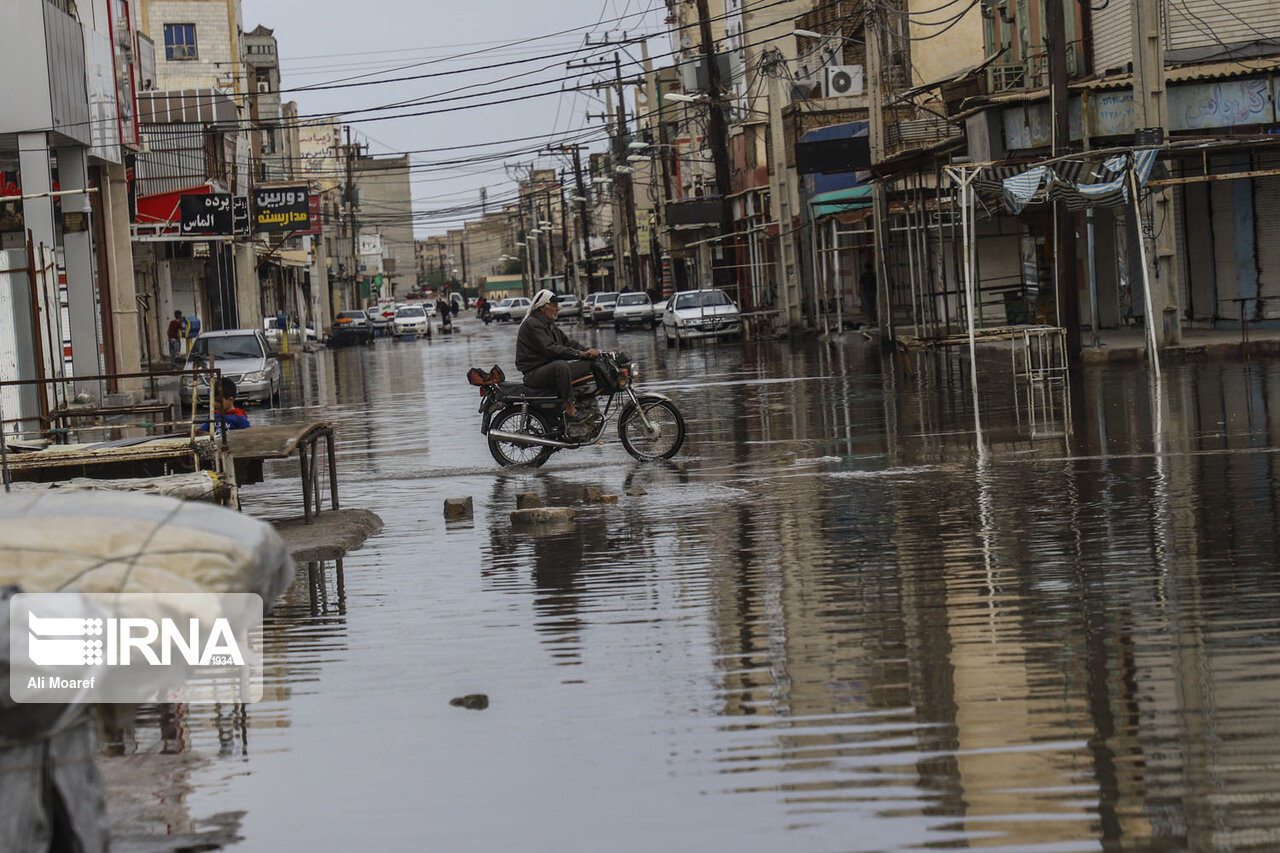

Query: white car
[489,298,515,321]
[662,289,742,345]
[506,297,532,321]
[613,292,657,331]
[181,329,282,406]
[423,301,438,318]
[368,300,397,333]
[393,305,429,338]
[557,293,581,319]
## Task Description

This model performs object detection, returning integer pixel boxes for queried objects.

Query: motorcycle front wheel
[488,407,555,467]
[618,397,685,461]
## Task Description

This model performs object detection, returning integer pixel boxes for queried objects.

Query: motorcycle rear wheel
[618,398,685,461]
[488,407,555,467]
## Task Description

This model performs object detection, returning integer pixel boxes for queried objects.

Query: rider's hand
[583,348,600,358]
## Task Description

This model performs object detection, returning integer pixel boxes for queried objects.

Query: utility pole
[515,203,531,297]
[527,175,542,292]
[1132,0,1181,346]
[765,49,802,331]
[574,38,645,292]
[345,125,358,310]
[643,40,675,298]
[866,12,893,342]
[564,144,596,294]
[1047,0,1082,359]
[559,173,571,291]
[694,0,735,288]
[613,52,643,292]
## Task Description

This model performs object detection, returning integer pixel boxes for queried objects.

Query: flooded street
[144,318,1280,851]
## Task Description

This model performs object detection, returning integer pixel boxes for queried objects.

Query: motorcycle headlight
[629,362,639,380]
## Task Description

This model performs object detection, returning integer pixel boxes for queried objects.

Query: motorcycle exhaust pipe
[487,429,578,449]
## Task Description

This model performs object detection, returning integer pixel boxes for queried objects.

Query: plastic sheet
[0,491,295,600]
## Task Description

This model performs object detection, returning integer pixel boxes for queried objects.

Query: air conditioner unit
[823,65,864,98]
[257,81,270,93]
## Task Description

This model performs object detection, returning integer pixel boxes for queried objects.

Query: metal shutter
[1209,154,1238,316]
[1182,180,1215,322]
[1253,150,1280,319]
[1091,3,1132,75]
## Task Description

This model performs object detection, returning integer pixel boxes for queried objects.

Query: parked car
[506,297,532,321]
[181,329,282,406]
[368,300,397,333]
[393,305,430,338]
[613,292,657,331]
[557,293,581,319]
[486,297,512,320]
[331,310,375,346]
[423,301,438,318]
[262,317,317,346]
[583,291,620,326]
[662,288,742,345]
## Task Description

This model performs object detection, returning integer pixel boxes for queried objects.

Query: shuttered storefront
[1209,154,1241,316]
[1181,177,1215,322]
[1091,3,1132,75]
[1253,149,1280,319]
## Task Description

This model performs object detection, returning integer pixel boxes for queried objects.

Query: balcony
[884,114,962,158]
[0,0,90,145]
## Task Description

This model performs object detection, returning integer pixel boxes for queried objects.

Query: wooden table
[226,422,337,523]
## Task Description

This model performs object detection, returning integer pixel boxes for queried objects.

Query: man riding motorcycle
[516,289,598,422]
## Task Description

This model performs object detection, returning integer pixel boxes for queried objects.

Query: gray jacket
[516,311,587,374]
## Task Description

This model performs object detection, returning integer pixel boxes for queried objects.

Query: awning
[974,148,1159,213]
[135,184,211,225]
[1075,58,1280,91]
[809,185,873,217]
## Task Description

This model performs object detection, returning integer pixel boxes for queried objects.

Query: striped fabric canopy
[972,149,1159,213]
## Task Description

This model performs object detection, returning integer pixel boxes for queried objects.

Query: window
[164,24,197,61]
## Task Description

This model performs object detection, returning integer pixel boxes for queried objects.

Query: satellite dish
[681,36,693,49]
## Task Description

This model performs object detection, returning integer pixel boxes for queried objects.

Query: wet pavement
[116,317,1280,851]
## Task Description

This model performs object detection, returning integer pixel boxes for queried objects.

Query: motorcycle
[468,352,685,467]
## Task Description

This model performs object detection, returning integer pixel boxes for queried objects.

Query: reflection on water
[116,327,1280,851]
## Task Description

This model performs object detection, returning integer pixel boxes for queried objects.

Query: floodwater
[122,318,1280,851]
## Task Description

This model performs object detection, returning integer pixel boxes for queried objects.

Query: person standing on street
[167,310,184,367]
[860,262,877,323]
[185,313,202,354]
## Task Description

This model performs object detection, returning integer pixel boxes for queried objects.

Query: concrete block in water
[510,507,575,527]
[581,485,618,503]
[625,486,647,497]
[443,497,474,521]
[515,492,544,509]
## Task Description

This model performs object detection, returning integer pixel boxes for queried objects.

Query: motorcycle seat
[497,381,560,403]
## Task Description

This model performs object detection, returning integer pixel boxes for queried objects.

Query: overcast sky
[242,0,668,239]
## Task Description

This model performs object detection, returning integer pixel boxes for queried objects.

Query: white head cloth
[523,289,556,325]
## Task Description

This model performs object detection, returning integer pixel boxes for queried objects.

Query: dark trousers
[523,359,594,404]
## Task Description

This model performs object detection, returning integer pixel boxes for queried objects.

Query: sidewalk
[1079,326,1280,365]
